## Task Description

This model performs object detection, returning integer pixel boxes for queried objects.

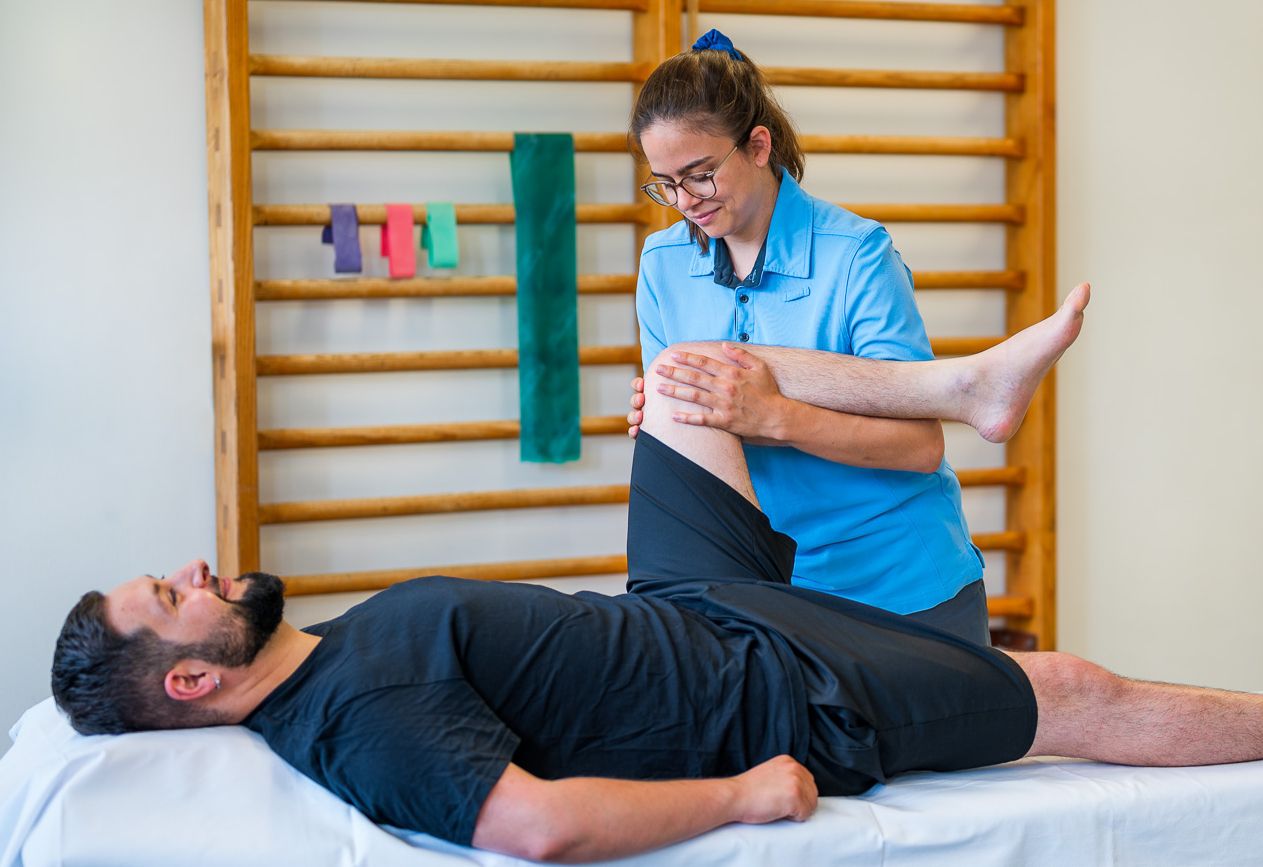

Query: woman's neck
[725,170,781,280]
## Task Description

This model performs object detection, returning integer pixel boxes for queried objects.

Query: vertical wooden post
[632,0,683,252]
[630,0,682,369]
[204,0,260,577]
[1004,0,1057,648]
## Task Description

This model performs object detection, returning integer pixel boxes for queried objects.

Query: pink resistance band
[380,204,416,278]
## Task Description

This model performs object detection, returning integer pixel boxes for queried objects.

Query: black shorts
[628,432,1038,795]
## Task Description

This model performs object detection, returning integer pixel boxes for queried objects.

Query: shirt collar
[687,168,813,279]
[712,236,767,289]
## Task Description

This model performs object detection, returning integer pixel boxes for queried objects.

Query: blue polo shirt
[635,170,982,614]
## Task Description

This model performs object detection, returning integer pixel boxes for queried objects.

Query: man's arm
[639,283,1090,446]
[471,756,817,863]
[632,340,945,472]
[632,372,942,472]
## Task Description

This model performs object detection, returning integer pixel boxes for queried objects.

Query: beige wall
[2,0,1261,747]
[1056,0,1263,688]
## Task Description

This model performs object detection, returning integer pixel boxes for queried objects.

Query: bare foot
[966,282,1090,443]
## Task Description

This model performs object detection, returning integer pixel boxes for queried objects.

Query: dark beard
[175,572,286,668]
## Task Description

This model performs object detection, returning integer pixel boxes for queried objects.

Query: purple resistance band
[320,204,363,273]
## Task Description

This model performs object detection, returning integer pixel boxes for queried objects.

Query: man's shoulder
[253,580,484,724]
[340,574,474,614]
[297,576,456,636]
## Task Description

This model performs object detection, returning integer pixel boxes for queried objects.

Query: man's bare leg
[1014,651,1263,765]
[641,351,759,507]
[956,280,1090,441]
[655,282,1090,444]
[646,350,1263,770]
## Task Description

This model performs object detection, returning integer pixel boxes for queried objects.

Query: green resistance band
[510,133,580,463]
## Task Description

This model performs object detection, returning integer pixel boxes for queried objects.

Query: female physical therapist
[627,30,988,643]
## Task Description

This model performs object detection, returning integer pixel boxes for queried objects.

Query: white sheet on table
[4,697,1261,867]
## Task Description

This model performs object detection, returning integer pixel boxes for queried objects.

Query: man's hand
[654,344,795,442]
[730,755,818,824]
[473,758,818,862]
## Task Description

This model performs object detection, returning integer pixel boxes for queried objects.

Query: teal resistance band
[510,133,580,463]
[422,202,459,269]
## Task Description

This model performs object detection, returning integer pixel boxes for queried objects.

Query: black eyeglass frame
[639,139,745,208]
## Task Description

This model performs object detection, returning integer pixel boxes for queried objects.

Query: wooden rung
[284,561,1037,617]
[250,57,1019,92]
[252,203,1010,226]
[282,551,1036,626]
[972,531,1026,552]
[255,274,636,301]
[249,55,651,83]
[914,270,1026,291]
[286,0,648,10]
[256,344,640,376]
[249,129,1021,158]
[986,594,1034,618]
[956,466,1027,487]
[283,554,629,597]
[259,415,628,449]
[802,134,1023,157]
[253,271,1020,301]
[273,0,1020,20]
[930,336,1001,356]
[251,129,631,152]
[260,483,630,525]
[261,488,1024,530]
[844,204,1024,223]
[765,67,1023,92]
[256,341,993,375]
[253,203,649,226]
[699,0,1023,25]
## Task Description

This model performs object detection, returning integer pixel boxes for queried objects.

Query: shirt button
[738,332,750,342]
[738,293,749,303]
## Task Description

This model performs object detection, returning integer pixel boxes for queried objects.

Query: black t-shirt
[244,576,807,845]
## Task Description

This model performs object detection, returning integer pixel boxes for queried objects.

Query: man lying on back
[54,287,1263,863]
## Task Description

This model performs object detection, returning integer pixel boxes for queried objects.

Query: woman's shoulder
[804,192,886,243]
[640,217,697,257]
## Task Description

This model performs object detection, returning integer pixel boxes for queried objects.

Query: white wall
[1,1,217,737]
[2,0,1260,748]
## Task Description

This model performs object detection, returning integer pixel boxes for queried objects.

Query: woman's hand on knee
[627,376,645,438]
[654,344,792,441]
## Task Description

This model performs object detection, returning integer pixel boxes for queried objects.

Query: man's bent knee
[641,342,728,431]
[1014,651,1124,708]
[645,342,727,379]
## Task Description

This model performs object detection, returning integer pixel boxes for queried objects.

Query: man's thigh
[626,430,797,593]
[723,584,1036,793]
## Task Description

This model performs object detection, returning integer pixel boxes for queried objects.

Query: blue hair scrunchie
[692,28,743,61]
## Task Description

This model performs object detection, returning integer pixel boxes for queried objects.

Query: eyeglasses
[640,142,742,208]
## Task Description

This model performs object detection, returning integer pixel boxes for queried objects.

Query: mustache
[230,572,285,596]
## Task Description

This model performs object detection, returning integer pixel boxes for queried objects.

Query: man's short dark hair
[51,591,226,735]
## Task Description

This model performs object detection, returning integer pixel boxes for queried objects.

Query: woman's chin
[690,217,726,238]
[686,205,725,234]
